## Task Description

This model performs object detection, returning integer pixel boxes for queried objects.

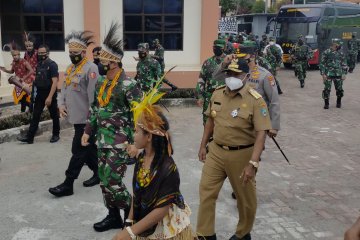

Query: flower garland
[65,57,88,86]
[97,69,122,107]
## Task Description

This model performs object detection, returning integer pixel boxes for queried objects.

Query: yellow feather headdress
[131,66,176,136]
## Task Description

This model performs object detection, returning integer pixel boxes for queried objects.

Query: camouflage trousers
[347,53,357,71]
[322,77,344,99]
[294,61,308,81]
[98,148,131,210]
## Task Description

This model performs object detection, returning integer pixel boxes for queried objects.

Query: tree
[220,0,236,16]
[235,0,254,14]
[251,0,265,13]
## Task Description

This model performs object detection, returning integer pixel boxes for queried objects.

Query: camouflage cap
[269,36,275,41]
[223,58,250,73]
[262,34,267,38]
[298,34,304,39]
[137,43,149,52]
[213,39,226,48]
[152,38,160,44]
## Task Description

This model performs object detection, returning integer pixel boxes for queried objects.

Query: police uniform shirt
[205,84,272,146]
[59,60,99,124]
[247,66,280,130]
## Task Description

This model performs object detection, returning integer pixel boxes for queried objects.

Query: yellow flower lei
[65,57,88,86]
[97,69,123,107]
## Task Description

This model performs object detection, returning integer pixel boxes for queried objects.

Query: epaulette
[215,85,226,90]
[249,88,262,99]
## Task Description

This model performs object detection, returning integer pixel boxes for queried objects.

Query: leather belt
[216,142,254,151]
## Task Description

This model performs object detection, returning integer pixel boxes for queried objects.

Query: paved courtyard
[0,68,359,240]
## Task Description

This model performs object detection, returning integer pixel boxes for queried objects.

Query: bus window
[278,8,322,18]
[278,21,317,42]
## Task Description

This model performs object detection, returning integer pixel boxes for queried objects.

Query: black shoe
[17,135,34,144]
[231,192,237,199]
[324,99,329,109]
[93,208,124,232]
[83,175,100,187]
[336,97,342,108]
[300,81,304,88]
[198,234,217,240]
[50,135,60,143]
[49,183,73,197]
[278,89,283,95]
[229,233,251,240]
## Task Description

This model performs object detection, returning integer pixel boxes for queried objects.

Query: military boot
[229,233,251,240]
[348,68,354,73]
[336,97,342,108]
[300,80,305,88]
[324,99,329,109]
[93,207,124,232]
[48,178,74,197]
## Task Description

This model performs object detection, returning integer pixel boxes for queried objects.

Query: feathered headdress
[23,32,35,44]
[99,22,124,62]
[65,31,94,51]
[3,41,20,53]
[131,66,176,155]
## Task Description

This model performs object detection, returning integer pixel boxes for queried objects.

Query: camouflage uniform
[259,35,268,56]
[136,43,161,93]
[196,40,226,125]
[290,38,313,87]
[319,39,347,108]
[85,71,141,209]
[257,56,272,71]
[347,34,358,73]
[152,39,165,75]
[264,39,283,94]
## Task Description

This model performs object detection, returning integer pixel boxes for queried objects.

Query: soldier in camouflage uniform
[196,39,226,125]
[49,31,100,198]
[319,39,348,109]
[263,37,283,94]
[259,34,268,56]
[135,43,161,93]
[290,35,313,88]
[347,32,358,73]
[82,23,142,232]
[151,38,165,75]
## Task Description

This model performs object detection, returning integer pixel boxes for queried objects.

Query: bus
[269,2,360,68]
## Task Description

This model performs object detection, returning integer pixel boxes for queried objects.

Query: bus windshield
[278,7,322,18]
[277,22,317,42]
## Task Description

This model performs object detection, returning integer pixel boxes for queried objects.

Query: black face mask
[138,52,147,59]
[70,54,83,65]
[93,58,100,66]
[213,47,224,57]
[27,49,35,56]
[298,40,304,45]
[37,54,48,62]
[98,63,109,76]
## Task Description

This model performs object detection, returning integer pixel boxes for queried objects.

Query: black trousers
[27,90,60,139]
[65,124,98,180]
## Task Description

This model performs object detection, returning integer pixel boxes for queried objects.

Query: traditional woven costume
[23,32,38,72]
[84,22,142,232]
[128,72,196,240]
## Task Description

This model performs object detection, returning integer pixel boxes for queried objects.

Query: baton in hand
[271,136,290,164]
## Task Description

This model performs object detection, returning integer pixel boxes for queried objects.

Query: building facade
[0,0,219,98]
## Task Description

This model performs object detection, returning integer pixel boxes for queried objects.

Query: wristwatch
[249,160,259,169]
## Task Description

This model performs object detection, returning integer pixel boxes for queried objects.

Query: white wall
[101,0,202,72]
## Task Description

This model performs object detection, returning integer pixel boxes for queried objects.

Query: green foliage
[220,0,236,16]
[236,0,253,14]
[251,0,265,13]
[0,110,51,131]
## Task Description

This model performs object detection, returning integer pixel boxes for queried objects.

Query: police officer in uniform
[197,59,272,240]
[48,31,100,197]
[17,44,60,144]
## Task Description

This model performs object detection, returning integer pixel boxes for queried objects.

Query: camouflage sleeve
[319,51,327,75]
[158,48,164,61]
[154,60,161,79]
[341,53,348,75]
[126,79,142,105]
[307,46,314,60]
[195,61,207,99]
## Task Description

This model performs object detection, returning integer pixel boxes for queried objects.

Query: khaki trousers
[196,141,257,238]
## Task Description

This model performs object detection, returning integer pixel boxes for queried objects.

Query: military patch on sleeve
[249,88,261,99]
[89,72,97,79]
[267,75,275,86]
[260,108,267,117]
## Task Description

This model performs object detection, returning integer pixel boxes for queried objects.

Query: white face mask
[269,41,275,45]
[225,76,244,91]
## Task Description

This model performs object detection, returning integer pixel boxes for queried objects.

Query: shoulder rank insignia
[249,88,262,99]
[215,85,226,90]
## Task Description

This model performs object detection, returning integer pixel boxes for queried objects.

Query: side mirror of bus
[265,26,270,34]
